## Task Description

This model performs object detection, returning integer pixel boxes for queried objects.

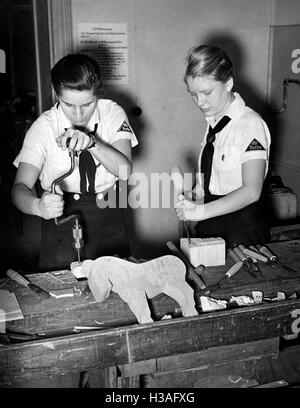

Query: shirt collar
[206,92,245,127]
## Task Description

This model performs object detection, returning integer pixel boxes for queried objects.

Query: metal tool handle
[51,150,76,194]
[7,269,29,287]
[225,261,243,278]
[243,247,268,263]
[256,245,276,261]
[51,149,77,225]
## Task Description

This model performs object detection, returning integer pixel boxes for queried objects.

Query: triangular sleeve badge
[117,121,133,133]
[245,138,266,151]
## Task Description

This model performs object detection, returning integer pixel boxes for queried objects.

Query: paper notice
[77,23,128,85]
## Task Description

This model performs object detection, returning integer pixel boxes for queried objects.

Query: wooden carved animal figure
[80,255,198,324]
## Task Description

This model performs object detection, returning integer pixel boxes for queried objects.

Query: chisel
[244,246,269,263]
[255,245,297,273]
[203,261,243,293]
[238,244,263,277]
[229,248,257,278]
[7,269,51,299]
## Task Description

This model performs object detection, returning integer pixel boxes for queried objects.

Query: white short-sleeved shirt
[197,92,271,196]
[14,99,138,193]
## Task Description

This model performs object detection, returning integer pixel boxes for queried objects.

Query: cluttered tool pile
[167,237,299,313]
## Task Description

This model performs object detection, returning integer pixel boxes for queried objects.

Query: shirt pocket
[215,146,240,172]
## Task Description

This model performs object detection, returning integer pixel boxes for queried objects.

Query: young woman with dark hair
[12,53,138,271]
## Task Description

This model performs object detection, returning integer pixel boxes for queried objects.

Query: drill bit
[184,220,191,244]
[72,218,84,264]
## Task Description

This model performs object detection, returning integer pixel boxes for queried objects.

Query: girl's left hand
[174,197,205,221]
[56,128,94,152]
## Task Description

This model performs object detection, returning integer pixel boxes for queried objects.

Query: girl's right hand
[37,191,64,219]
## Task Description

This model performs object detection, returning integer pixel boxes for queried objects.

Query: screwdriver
[255,244,297,273]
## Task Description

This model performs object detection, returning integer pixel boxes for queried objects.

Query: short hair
[51,53,103,97]
[184,45,233,83]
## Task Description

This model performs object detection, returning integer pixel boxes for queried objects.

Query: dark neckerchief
[64,123,98,194]
[200,116,231,198]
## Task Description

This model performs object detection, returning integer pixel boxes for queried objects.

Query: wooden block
[180,237,226,267]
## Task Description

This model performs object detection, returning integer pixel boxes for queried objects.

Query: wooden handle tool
[231,248,258,278]
[256,245,297,273]
[243,246,269,263]
[228,249,240,263]
[224,261,244,279]
[201,261,243,293]
[256,245,277,261]
[7,269,51,299]
[166,241,208,292]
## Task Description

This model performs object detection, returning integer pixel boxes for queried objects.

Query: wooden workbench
[1,239,300,388]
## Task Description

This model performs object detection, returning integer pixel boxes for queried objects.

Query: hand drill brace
[50,147,84,263]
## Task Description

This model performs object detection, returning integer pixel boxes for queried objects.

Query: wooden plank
[119,359,157,378]
[0,299,299,386]
[6,290,180,334]
[147,359,259,388]
[126,300,300,362]
[155,338,279,373]
[0,328,129,386]
[119,337,278,378]
[270,224,300,242]
[144,338,279,388]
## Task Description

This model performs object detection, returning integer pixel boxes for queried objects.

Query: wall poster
[76,23,128,85]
